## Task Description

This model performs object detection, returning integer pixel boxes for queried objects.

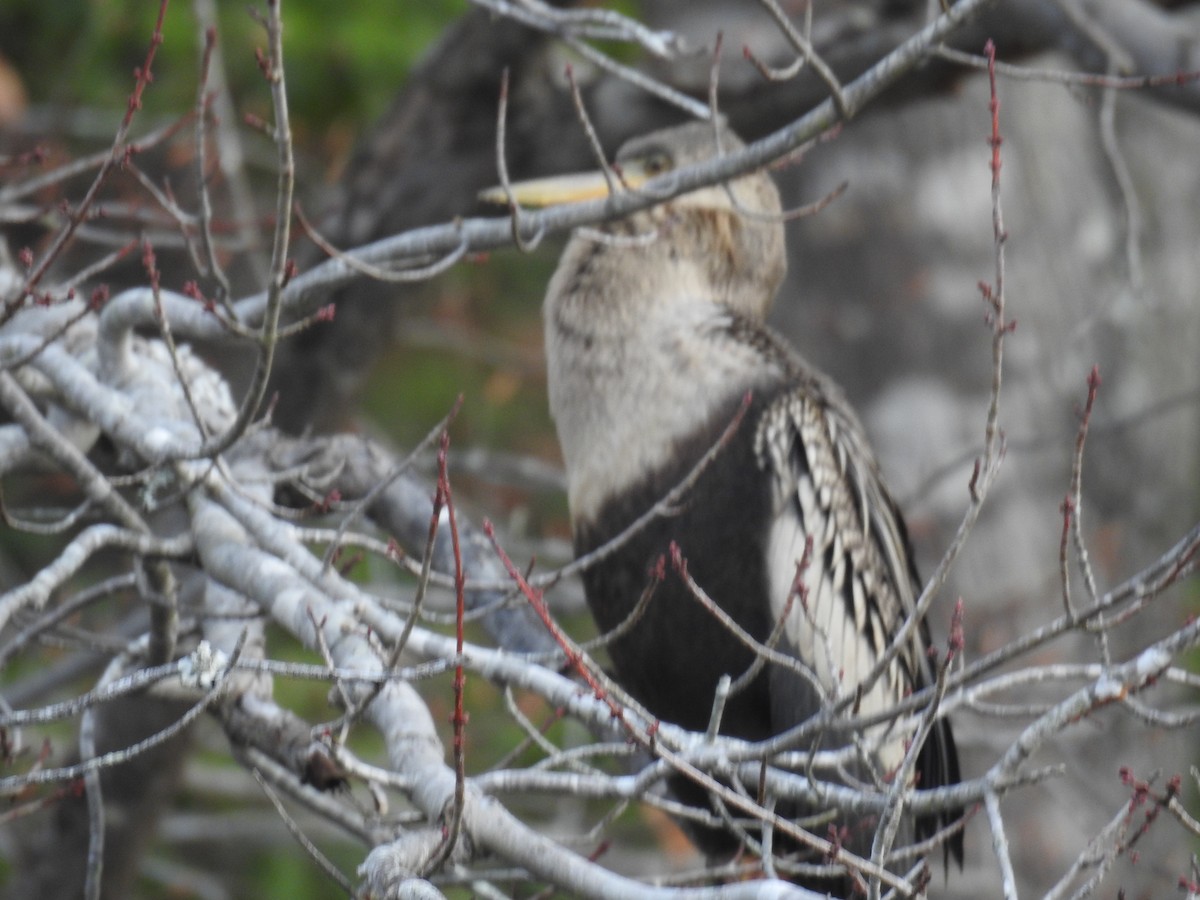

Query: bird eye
[640,152,670,177]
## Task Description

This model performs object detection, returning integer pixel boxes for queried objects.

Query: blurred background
[1,0,1198,896]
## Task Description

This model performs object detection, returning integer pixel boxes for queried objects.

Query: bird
[487,121,962,884]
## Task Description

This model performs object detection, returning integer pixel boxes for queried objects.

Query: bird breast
[545,288,784,527]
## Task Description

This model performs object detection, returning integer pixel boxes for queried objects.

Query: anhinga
[487,121,962,883]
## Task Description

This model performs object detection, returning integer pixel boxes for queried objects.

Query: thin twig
[192,22,235,308]
[564,64,620,197]
[191,0,294,459]
[933,45,1200,90]
[1070,366,1104,613]
[3,0,170,319]
[754,0,850,116]
[423,432,469,874]
[319,399,461,573]
[295,203,469,283]
[493,69,544,253]
[984,789,1018,899]
[251,767,356,895]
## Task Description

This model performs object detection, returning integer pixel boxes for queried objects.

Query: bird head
[482,121,787,323]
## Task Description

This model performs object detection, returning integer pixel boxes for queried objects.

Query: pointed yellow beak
[478,160,656,208]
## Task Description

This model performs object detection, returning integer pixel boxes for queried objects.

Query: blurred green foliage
[0,0,466,141]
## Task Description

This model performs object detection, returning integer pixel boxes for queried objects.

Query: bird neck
[543,223,787,524]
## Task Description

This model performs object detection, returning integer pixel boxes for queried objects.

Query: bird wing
[754,376,929,750]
